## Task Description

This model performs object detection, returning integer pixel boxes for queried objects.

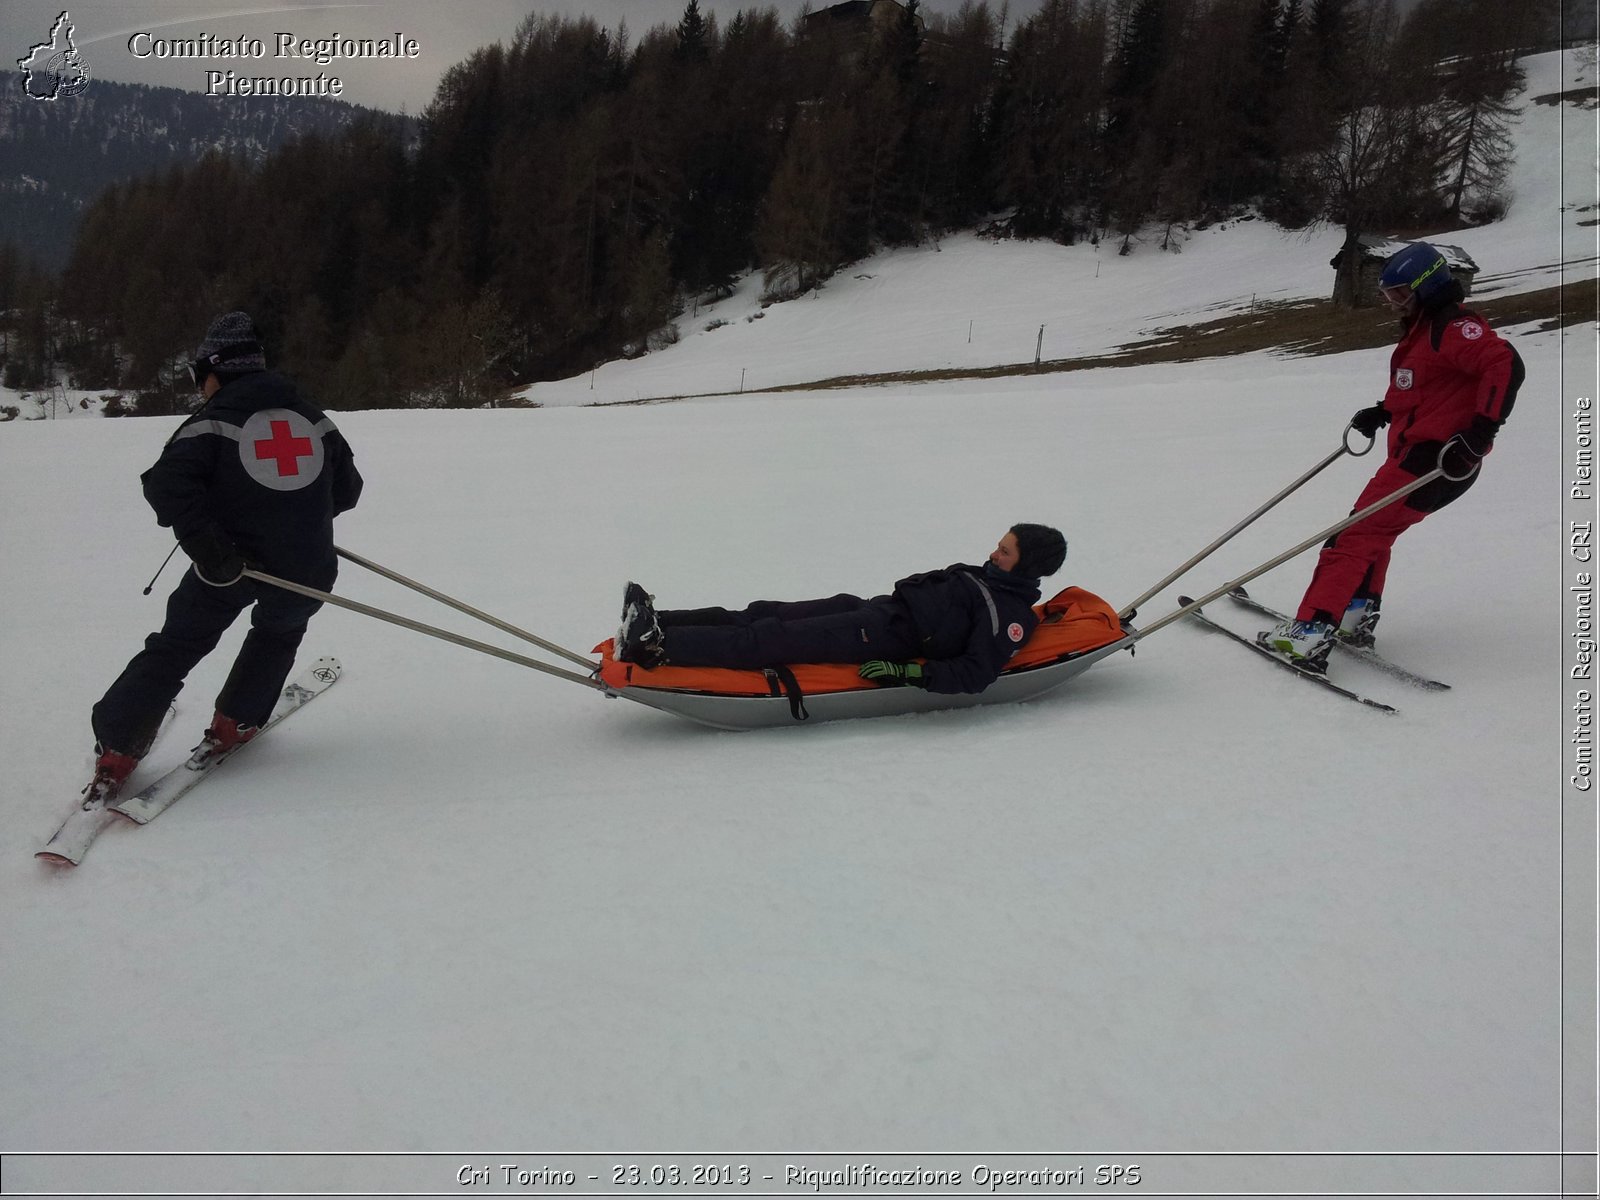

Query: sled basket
[595,586,1130,730]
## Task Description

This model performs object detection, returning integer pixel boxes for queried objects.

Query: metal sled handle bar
[1118,423,1376,620]
[243,568,610,692]
[335,545,597,671]
[1128,442,1475,644]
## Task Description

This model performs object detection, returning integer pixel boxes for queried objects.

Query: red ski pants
[1297,457,1478,622]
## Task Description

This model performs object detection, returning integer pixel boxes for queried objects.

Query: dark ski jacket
[892,563,1041,695]
[141,370,363,586]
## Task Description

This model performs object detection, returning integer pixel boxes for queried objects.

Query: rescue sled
[594,586,1131,730]
[239,431,1449,737]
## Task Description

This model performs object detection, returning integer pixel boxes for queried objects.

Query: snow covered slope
[0,47,1594,1200]
[526,49,1595,407]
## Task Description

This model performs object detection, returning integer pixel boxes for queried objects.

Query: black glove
[1399,440,1445,475]
[858,660,926,688]
[1349,405,1391,438]
[1405,417,1500,477]
[1441,438,1484,478]
[1462,414,1499,455]
[180,528,246,586]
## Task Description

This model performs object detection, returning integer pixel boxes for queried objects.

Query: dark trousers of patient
[659,593,920,669]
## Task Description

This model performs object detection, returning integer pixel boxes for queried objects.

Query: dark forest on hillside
[0,0,1571,412]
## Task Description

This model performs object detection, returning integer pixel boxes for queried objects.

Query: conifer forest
[0,0,1567,411]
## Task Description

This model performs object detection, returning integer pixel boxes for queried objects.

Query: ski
[1226,586,1451,691]
[36,802,119,867]
[34,658,340,867]
[114,657,341,826]
[36,704,178,867]
[1177,597,1397,714]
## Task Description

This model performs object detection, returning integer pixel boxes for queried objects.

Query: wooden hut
[1330,235,1480,307]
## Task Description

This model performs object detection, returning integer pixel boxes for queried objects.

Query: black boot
[617,582,666,667]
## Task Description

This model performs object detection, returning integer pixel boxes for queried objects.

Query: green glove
[858,660,925,688]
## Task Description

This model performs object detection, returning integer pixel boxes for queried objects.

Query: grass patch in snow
[620,277,1594,401]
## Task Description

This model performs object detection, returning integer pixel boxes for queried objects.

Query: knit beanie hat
[195,311,266,374]
[1011,523,1067,579]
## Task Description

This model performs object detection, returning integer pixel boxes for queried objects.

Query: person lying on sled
[614,524,1068,695]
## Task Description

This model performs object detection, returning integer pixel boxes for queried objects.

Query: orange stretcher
[593,586,1130,729]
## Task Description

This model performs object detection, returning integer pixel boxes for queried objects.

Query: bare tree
[1298,0,1443,305]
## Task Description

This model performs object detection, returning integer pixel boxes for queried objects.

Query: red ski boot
[84,746,140,808]
[197,712,259,761]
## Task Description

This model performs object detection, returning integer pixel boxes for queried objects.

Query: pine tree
[1307,0,1353,80]
[1236,0,1287,192]
[1105,0,1177,247]
[676,0,710,61]
[673,7,791,293]
[1399,0,1526,224]
[992,0,1107,240]
[916,0,1003,230]
[0,242,21,329]
[756,106,856,299]
[1106,0,1169,153]
[857,0,928,245]
[1274,0,1303,73]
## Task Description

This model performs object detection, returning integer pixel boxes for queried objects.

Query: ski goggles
[187,342,261,386]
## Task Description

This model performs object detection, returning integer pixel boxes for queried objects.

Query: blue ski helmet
[1378,242,1452,302]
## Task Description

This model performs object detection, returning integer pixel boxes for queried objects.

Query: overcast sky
[5,1,1062,115]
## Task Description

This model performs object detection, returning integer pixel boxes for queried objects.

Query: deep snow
[0,46,1595,1200]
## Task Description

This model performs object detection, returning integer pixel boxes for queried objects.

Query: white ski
[115,657,341,825]
[1179,598,1397,713]
[1226,587,1451,690]
[36,703,178,867]
[35,659,340,867]
[36,805,121,868]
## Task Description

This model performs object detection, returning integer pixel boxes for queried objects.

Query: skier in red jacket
[1264,242,1524,670]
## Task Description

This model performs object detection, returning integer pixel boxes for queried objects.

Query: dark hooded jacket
[892,563,1041,694]
[141,369,362,586]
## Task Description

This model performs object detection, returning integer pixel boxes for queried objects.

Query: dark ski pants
[659,593,920,669]
[92,568,324,755]
[1298,456,1480,623]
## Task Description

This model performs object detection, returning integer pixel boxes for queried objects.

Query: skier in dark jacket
[1263,242,1523,670]
[615,524,1068,695]
[84,312,363,803]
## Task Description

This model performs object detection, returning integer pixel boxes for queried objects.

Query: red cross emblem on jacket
[255,420,314,477]
[239,408,325,492]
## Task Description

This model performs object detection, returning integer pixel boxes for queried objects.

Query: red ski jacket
[1381,304,1522,463]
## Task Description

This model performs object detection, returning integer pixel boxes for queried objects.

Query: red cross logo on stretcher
[239,408,325,491]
